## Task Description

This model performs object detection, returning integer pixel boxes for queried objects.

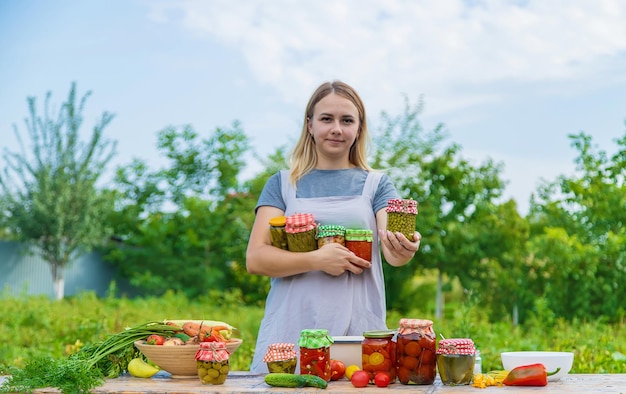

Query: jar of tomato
[317,224,346,248]
[297,328,334,381]
[263,342,298,374]
[396,318,436,385]
[362,330,396,384]
[345,229,373,261]
[285,213,317,252]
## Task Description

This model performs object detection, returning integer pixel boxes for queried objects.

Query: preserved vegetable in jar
[195,341,230,385]
[317,224,346,248]
[286,213,317,252]
[386,198,418,240]
[436,338,476,385]
[362,330,396,384]
[269,216,288,250]
[345,229,373,261]
[396,318,436,385]
[263,342,298,373]
[298,328,334,381]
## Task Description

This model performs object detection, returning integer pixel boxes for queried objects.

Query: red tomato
[146,334,165,345]
[351,370,370,388]
[374,372,391,388]
[330,359,346,381]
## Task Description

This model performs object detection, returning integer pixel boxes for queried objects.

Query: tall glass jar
[396,318,436,385]
[269,216,288,250]
[263,342,298,373]
[362,330,396,384]
[345,229,373,261]
[386,198,418,240]
[436,338,476,385]
[298,328,334,381]
[317,224,346,248]
[285,213,317,252]
[195,342,230,385]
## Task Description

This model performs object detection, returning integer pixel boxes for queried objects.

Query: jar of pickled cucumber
[269,216,288,250]
[436,338,476,385]
[298,328,334,381]
[396,318,436,385]
[386,198,418,240]
[345,229,373,261]
[285,213,317,252]
[362,330,396,384]
[263,342,298,373]
[316,224,346,248]
[195,341,230,385]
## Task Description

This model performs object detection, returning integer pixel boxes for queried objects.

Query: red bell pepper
[503,363,561,386]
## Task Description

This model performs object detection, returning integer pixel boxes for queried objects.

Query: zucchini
[264,373,328,389]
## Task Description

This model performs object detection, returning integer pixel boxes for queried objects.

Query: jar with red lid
[396,318,436,385]
[285,213,317,252]
[195,341,230,385]
[298,329,334,381]
[263,342,297,373]
[316,224,346,248]
[386,198,418,240]
[362,330,396,384]
[345,229,373,261]
[436,338,476,385]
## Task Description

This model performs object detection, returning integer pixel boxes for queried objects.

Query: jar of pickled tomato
[298,328,334,381]
[345,229,373,261]
[362,330,396,384]
[396,318,436,385]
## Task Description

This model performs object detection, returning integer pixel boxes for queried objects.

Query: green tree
[0,82,117,299]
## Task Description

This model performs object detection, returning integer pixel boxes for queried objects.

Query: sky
[1,0,625,215]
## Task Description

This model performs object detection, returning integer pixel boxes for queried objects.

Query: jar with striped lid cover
[345,229,373,261]
[196,341,230,385]
[396,318,436,385]
[386,198,418,240]
[263,342,297,373]
[285,213,317,252]
[298,328,334,381]
[316,224,346,248]
[436,338,476,385]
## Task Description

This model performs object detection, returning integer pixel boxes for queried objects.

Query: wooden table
[2,372,626,393]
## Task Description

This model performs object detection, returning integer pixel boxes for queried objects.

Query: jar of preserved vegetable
[298,328,334,381]
[436,338,476,385]
[362,330,396,384]
[386,198,418,240]
[396,318,436,385]
[285,213,317,252]
[345,229,373,261]
[269,216,288,250]
[263,342,298,373]
[195,341,230,385]
[316,224,346,248]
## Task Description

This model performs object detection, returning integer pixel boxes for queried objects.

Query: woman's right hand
[314,243,372,276]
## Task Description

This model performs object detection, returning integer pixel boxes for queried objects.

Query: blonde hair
[288,80,372,186]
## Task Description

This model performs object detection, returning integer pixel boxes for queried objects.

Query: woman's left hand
[378,229,422,266]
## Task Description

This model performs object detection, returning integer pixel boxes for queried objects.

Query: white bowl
[330,336,363,368]
[501,351,574,381]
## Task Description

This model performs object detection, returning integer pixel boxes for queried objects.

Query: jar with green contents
[316,224,346,248]
[195,341,230,385]
[285,213,317,252]
[436,338,476,385]
[269,216,288,250]
[263,342,298,373]
[345,229,373,261]
[386,198,418,240]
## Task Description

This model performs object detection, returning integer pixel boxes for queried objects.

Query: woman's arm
[246,206,372,277]
[376,208,422,267]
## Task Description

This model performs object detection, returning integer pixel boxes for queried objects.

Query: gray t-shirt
[255,168,399,214]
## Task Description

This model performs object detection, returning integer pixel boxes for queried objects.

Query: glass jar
[263,342,298,373]
[286,213,317,252]
[362,330,396,384]
[396,318,436,385]
[436,338,476,385]
[386,198,418,240]
[345,229,373,261]
[269,216,288,250]
[316,224,346,248]
[195,341,230,385]
[298,328,334,381]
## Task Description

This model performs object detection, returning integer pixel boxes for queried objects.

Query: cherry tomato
[374,372,391,388]
[351,370,370,388]
[146,334,165,345]
[330,359,346,381]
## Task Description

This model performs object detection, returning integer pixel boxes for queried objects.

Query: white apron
[250,170,389,372]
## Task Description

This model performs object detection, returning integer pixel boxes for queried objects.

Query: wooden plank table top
[3,372,626,393]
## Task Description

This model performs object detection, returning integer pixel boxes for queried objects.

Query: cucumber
[264,373,306,388]
[301,374,328,389]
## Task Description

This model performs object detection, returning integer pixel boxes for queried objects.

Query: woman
[246,80,422,372]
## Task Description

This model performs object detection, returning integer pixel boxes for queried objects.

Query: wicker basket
[134,338,242,378]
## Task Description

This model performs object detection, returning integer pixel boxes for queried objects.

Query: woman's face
[308,93,360,161]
